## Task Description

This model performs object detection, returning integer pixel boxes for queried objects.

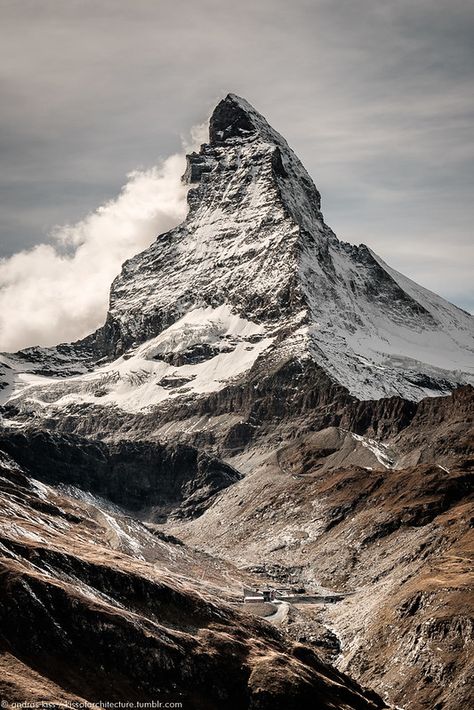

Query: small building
[243,586,275,603]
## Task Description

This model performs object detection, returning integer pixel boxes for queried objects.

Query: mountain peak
[209,93,282,146]
[3,96,473,407]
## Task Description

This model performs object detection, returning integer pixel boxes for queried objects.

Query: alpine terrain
[0,94,473,710]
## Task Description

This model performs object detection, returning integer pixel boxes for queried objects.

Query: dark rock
[0,429,241,521]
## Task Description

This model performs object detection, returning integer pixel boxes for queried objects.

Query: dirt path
[266,601,290,626]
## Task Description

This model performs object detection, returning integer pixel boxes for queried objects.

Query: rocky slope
[0,384,471,709]
[167,442,473,709]
[0,429,241,521]
[0,446,387,710]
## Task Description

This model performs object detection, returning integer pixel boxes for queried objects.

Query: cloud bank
[0,154,189,351]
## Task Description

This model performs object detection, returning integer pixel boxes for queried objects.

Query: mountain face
[0,94,473,710]
[1,93,473,421]
[92,93,472,401]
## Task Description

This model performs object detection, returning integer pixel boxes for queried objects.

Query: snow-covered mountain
[1,94,473,710]
[1,93,473,418]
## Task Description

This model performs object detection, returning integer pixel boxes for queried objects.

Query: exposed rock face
[0,429,241,521]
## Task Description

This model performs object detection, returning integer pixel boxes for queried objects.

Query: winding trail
[266,601,290,627]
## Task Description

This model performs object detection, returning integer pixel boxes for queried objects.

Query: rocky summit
[0,94,473,710]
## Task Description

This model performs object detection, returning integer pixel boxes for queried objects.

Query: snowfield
[1,306,273,413]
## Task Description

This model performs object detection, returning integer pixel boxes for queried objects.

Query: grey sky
[1,0,473,311]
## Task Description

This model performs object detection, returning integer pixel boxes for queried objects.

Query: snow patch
[351,434,395,469]
[2,306,273,413]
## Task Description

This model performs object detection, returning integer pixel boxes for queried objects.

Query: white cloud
[0,154,189,351]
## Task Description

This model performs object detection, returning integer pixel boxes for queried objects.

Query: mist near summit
[0,154,189,352]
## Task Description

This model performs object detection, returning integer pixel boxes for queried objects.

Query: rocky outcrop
[0,429,241,520]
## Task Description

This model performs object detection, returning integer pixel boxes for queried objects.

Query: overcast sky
[0,0,473,349]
